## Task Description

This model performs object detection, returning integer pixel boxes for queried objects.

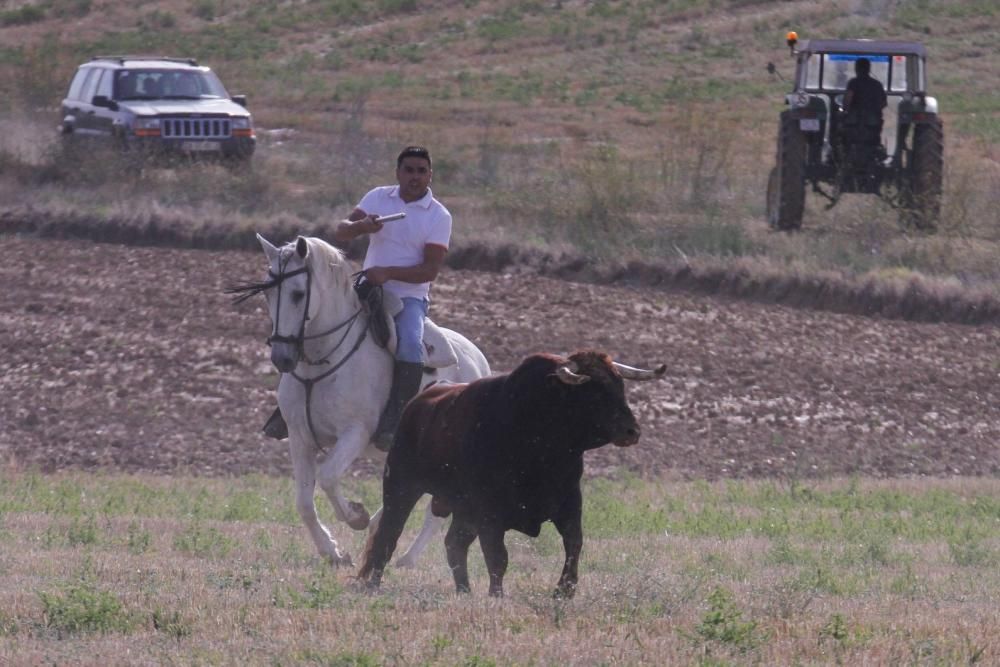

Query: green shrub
[0,5,45,27]
[948,531,994,567]
[173,524,236,559]
[191,0,216,21]
[141,10,177,29]
[0,610,18,636]
[378,0,417,13]
[273,571,344,610]
[151,607,193,639]
[52,0,91,18]
[691,587,765,654]
[477,10,524,43]
[38,581,134,636]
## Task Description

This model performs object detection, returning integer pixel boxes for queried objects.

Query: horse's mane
[226,236,355,305]
[299,236,356,300]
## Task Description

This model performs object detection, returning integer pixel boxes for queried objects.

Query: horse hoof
[327,552,353,568]
[395,555,416,569]
[346,501,370,530]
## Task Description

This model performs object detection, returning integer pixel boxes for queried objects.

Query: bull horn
[555,364,590,385]
[613,361,667,381]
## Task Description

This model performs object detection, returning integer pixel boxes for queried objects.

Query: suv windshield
[115,69,229,101]
[803,53,913,93]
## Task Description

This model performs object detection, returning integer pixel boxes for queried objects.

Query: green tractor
[766,33,943,231]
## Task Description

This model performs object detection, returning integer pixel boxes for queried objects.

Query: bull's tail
[357,525,381,581]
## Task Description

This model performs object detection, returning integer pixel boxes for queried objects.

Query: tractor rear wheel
[767,111,807,231]
[903,117,943,231]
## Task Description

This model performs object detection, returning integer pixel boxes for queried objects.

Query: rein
[288,323,368,452]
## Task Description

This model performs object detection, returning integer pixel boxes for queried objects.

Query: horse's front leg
[288,437,351,566]
[316,424,372,531]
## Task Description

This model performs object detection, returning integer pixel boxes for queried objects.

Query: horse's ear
[257,233,280,263]
[296,236,309,259]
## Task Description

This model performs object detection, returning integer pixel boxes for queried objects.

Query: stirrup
[263,408,288,440]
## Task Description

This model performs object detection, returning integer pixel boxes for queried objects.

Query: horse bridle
[265,264,311,350]
[266,257,364,368]
[265,256,370,450]
[229,252,380,449]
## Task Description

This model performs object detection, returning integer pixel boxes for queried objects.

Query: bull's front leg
[444,518,477,594]
[477,524,509,598]
[552,488,583,598]
[357,479,423,590]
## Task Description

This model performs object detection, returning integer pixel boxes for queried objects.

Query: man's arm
[843,78,856,110]
[365,244,447,286]
[333,207,382,244]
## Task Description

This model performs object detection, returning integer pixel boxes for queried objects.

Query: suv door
[89,68,117,139]
[60,67,95,135]
[72,67,104,137]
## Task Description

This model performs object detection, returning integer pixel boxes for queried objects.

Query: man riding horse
[264,146,452,451]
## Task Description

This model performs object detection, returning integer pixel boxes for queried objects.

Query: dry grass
[1,471,998,665]
[1,0,998,299]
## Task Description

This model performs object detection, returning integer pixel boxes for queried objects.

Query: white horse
[232,234,491,566]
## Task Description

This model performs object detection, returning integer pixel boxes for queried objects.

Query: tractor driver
[843,57,887,141]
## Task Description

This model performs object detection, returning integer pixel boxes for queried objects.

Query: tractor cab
[790,38,933,167]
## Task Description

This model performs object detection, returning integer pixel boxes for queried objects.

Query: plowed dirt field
[2,235,998,480]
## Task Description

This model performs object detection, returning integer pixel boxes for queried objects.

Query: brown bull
[358,350,665,597]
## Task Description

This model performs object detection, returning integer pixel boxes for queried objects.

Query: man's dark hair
[855,57,871,75]
[397,146,431,168]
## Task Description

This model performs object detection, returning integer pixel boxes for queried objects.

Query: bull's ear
[295,236,309,259]
[257,233,280,263]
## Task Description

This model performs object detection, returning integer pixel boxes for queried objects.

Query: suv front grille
[160,118,231,139]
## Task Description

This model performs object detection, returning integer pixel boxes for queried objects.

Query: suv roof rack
[91,55,199,66]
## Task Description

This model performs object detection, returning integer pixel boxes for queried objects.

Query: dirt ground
[2,234,999,481]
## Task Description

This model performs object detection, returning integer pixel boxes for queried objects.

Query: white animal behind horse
[254,234,490,566]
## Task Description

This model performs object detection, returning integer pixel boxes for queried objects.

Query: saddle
[354,275,459,369]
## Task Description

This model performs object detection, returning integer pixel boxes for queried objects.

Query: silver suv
[59,55,256,165]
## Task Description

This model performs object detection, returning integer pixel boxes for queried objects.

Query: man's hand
[333,211,382,244]
[355,214,384,235]
[365,266,392,285]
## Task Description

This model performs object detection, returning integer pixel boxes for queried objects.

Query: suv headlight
[134,117,161,137]
[232,116,255,137]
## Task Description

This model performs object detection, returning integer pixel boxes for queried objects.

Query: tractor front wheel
[902,116,943,231]
[767,111,807,231]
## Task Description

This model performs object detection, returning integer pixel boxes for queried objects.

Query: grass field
[1,471,998,665]
[1,4,999,664]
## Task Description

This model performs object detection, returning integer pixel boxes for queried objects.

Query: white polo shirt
[358,185,452,300]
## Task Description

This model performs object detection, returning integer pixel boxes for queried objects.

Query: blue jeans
[395,297,428,363]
